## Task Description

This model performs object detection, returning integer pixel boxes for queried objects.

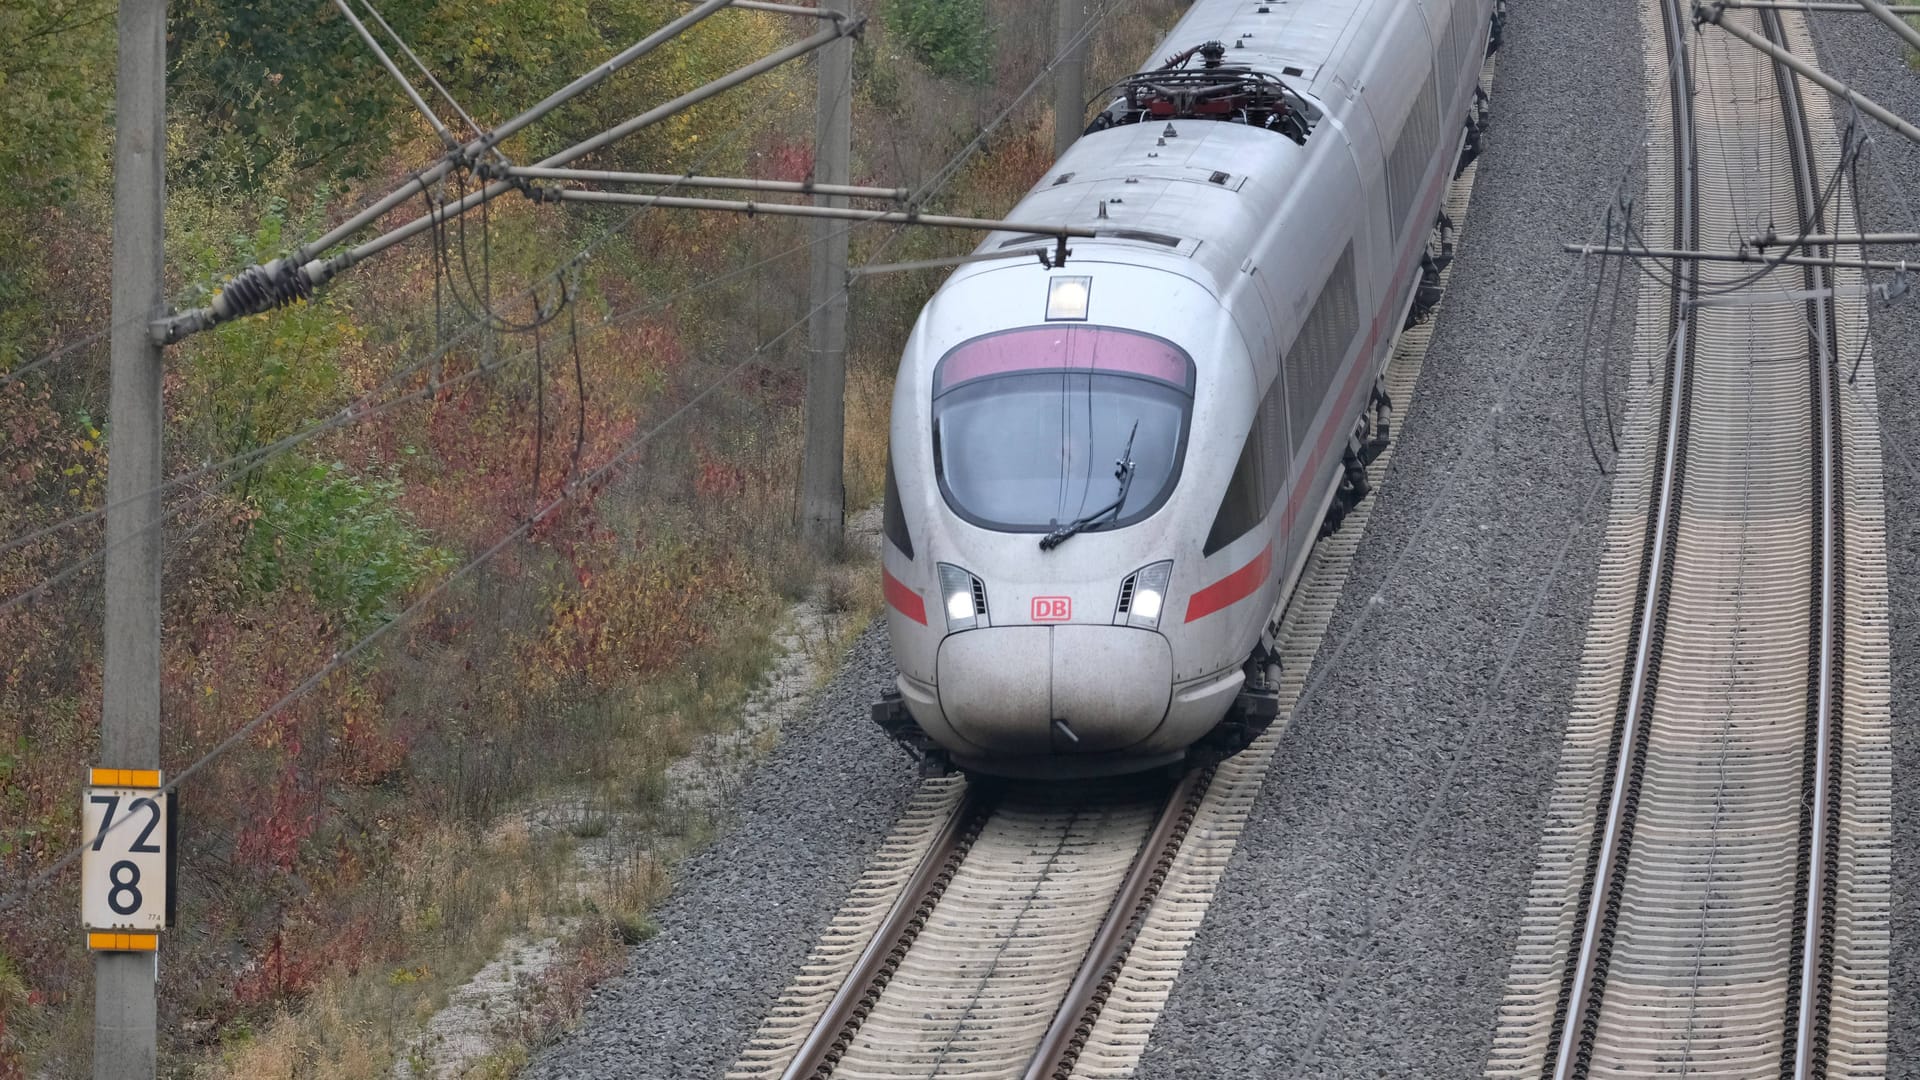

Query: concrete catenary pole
[97,0,167,1074]
[1054,0,1088,158]
[801,0,853,550]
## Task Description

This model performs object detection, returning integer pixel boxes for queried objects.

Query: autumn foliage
[0,0,1184,1071]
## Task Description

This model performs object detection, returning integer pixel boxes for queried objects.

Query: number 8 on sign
[80,770,169,940]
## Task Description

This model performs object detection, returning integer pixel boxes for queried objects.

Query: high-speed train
[874,0,1500,777]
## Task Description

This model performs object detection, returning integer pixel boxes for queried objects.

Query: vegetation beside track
[0,0,1182,1073]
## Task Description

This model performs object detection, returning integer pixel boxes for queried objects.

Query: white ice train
[874,0,1501,777]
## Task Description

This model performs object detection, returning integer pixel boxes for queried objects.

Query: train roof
[959,0,1398,297]
[975,119,1307,296]
[1155,0,1372,93]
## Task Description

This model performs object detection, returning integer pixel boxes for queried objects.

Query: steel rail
[1021,768,1211,1080]
[1767,8,1843,1073]
[1549,0,1701,1072]
[1549,7,1849,1077]
[778,787,992,1080]
[776,773,1207,1080]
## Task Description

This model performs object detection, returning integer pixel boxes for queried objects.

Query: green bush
[884,0,991,82]
[243,460,453,633]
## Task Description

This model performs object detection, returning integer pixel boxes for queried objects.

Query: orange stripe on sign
[88,932,158,952]
[1184,542,1274,623]
[89,768,162,788]
[883,566,927,625]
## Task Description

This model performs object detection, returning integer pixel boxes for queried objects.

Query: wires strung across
[0,0,1142,914]
[1605,112,1870,299]
[0,267,849,919]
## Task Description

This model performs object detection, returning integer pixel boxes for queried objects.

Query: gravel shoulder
[524,628,917,1079]
[1135,3,1646,1076]
[1798,18,1920,1075]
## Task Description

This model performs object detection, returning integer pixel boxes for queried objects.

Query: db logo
[1031,597,1072,622]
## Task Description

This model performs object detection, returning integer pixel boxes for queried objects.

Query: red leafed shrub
[236,762,319,872]
[695,454,747,501]
[229,915,367,1009]
[761,138,814,184]
[528,541,753,693]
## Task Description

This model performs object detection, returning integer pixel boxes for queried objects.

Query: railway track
[1490,3,1890,1076]
[758,771,1208,1080]
[726,46,1504,1080]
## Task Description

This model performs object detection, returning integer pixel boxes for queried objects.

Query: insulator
[216,259,313,320]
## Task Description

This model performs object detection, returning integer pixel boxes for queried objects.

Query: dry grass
[43,6,1191,1077]
[188,582,869,1079]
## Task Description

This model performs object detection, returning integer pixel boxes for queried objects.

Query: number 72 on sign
[80,769,173,945]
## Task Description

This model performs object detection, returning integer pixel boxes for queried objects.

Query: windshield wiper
[1041,421,1138,551]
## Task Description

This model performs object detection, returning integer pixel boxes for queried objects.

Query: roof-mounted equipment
[1084,42,1316,145]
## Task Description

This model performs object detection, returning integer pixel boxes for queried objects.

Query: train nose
[936,626,1173,754]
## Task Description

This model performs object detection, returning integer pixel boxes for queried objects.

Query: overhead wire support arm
[320,18,865,273]
[458,0,739,160]
[503,165,908,201]
[354,0,492,145]
[1715,0,1920,10]
[1749,230,1920,246]
[156,6,857,345]
[1852,0,1920,52]
[721,0,846,17]
[1694,2,1920,145]
[537,187,1097,248]
[528,16,862,170]
[1562,241,1916,273]
[332,0,458,149]
[851,247,1061,278]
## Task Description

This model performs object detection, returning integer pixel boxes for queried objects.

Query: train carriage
[876,0,1501,777]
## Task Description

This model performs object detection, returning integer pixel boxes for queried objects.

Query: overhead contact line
[1539,7,1858,1077]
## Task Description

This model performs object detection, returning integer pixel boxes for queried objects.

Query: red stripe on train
[883,567,928,625]
[1185,542,1274,623]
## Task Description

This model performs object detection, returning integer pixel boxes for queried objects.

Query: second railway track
[1491,2,1891,1077]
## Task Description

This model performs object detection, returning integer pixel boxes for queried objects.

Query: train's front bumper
[944,624,1171,753]
[891,625,1238,778]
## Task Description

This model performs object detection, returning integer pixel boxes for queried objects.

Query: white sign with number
[80,785,168,931]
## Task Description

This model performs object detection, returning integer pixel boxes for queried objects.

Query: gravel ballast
[1135,2,1648,1076]
[519,1,1828,1076]
[524,628,917,1079]
[1799,16,1920,1072]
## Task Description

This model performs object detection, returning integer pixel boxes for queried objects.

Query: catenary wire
[0,69,823,568]
[0,276,842,916]
[1,7,1127,904]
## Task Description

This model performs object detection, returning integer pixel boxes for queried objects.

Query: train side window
[1384,70,1439,239]
[1284,243,1360,451]
[1254,372,1290,510]
[1445,4,1472,95]
[1424,0,1458,101]
[1205,372,1291,557]
[1205,423,1267,557]
[883,453,914,559]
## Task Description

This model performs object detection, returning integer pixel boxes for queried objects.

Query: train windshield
[931,327,1194,534]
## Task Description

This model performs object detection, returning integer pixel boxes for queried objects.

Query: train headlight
[938,563,988,632]
[1046,276,1092,321]
[1117,561,1173,630]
